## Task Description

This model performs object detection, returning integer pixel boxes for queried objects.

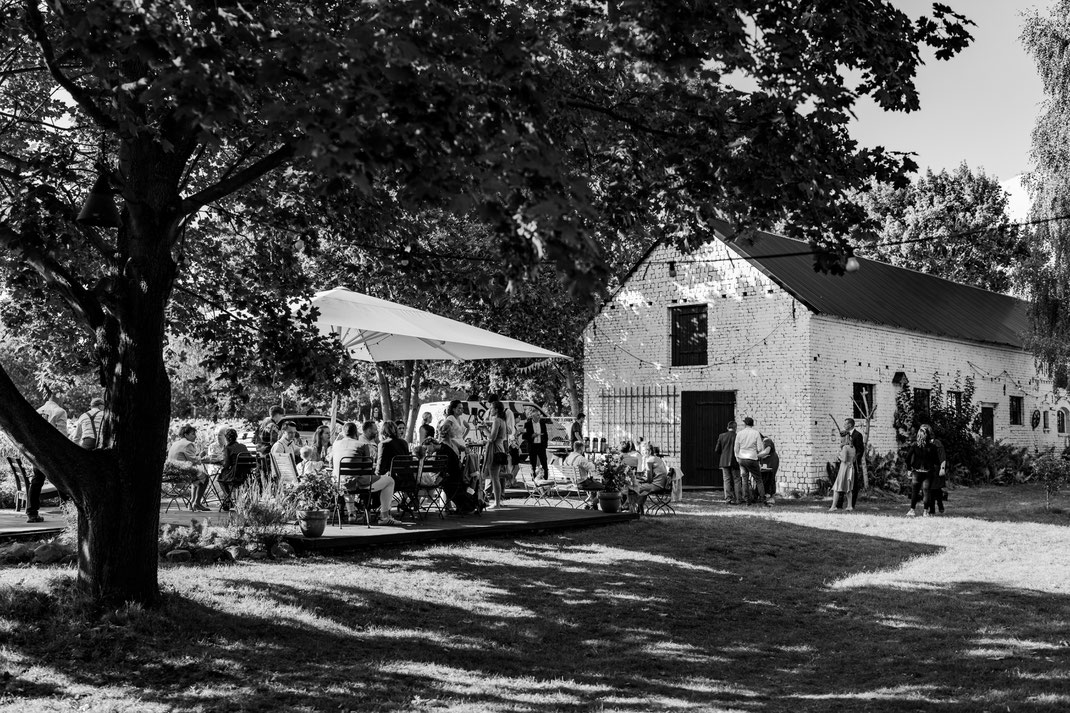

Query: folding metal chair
[646,468,682,516]
[7,456,26,512]
[517,467,555,506]
[416,454,448,519]
[548,462,581,507]
[8,456,59,513]
[337,456,375,528]
[218,452,258,511]
[389,454,421,521]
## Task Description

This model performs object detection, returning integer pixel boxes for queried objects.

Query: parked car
[239,414,330,451]
[416,401,570,456]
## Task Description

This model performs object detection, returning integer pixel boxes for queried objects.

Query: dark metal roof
[714,223,1029,349]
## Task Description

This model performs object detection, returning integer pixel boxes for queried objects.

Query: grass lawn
[2,485,1070,712]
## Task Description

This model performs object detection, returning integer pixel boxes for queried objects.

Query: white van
[417,400,570,455]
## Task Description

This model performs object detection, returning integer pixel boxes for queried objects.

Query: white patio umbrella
[311,288,568,362]
[309,287,568,432]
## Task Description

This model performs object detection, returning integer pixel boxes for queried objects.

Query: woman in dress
[440,400,477,514]
[830,433,856,512]
[482,400,508,510]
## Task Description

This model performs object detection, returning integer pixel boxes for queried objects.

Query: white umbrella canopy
[310,287,569,362]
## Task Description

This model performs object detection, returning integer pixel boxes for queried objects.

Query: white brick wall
[584,240,1070,493]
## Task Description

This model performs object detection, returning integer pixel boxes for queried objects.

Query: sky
[848,0,1050,190]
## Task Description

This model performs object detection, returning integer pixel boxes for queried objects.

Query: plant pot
[598,491,622,513]
[296,509,328,538]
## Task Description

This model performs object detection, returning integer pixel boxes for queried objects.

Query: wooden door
[980,406,994,440]
[681,391,736,487]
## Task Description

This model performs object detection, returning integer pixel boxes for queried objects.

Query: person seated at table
[418,412,436,443]
[378,420,413,514]
[635,445,672,516]
[218,428,251,511]
[356,420,379,461]
[562,440,603,510]
[201,425,228,464]
[271,421,299,460]
[311,424,334,462]
[376,420,410,476]
[167,424,210,512]
[332,421,400,525]
[297,445,324,481]
[619,440,641,512]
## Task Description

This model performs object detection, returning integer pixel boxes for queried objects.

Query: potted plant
[596,453,626,513]
[288,467,337,538]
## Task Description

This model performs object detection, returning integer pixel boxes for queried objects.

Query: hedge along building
[583,221,1070,493]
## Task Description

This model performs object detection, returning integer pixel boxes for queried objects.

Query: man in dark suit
[713,421,739,504]
[842,417,865,508]
[523,405,550,481]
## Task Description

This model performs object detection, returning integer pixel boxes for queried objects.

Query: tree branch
[0,223,107,329]
[0,359,90,499]
[564,98,682,138]
[179,143,295,218]
[23,0,119,132]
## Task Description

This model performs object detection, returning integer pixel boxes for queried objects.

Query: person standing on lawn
[919,424,948,514]
[714,421,739,504]
[841,418,866,509]
[759,435,779,505]
[523,405,550,481]
[905,427,942,517]
[829,433,855,512]
[733,417,767,505]
[25,388,68,523]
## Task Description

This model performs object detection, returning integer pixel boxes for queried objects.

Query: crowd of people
[16,391,959,528]
[714,417,779,507]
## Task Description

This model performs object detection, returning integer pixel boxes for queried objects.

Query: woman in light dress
[830,433,856,512]
[481,400,508,509]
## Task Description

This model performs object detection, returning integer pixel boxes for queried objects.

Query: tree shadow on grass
[1,516,1069,711]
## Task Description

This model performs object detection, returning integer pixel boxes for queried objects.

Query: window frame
[669,304,708,367]
[1009,395,1024,426]
[852,382,875,419]
[1059,410,1066,435]
[913,387,932,422]
[947,390,963,418]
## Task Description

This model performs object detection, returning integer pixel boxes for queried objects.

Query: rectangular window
[913,388,931,421]
[1044,410,1050,430]
[1060,410,1066,434]
[852,383,874,419]
[670,305,707,367]
[947,390,963,417]
[1009,396,1023,426]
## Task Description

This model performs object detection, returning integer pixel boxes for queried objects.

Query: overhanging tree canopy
[0,0,971,604]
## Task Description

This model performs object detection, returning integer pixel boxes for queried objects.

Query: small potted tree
[288,468,337,538]
[596,452,627,513]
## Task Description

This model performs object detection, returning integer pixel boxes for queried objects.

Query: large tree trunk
[400,360,414,438]
[374,364,394,420]
[405,361,423,441]
[564,367,582,418]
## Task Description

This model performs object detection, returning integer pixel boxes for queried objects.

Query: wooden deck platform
[0,502,638,549]
[285,505,638,552]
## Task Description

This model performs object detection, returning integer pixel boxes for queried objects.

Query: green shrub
[1031,449,1070,510]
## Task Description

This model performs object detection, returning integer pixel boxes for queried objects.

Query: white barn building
[583,223,1069,493]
